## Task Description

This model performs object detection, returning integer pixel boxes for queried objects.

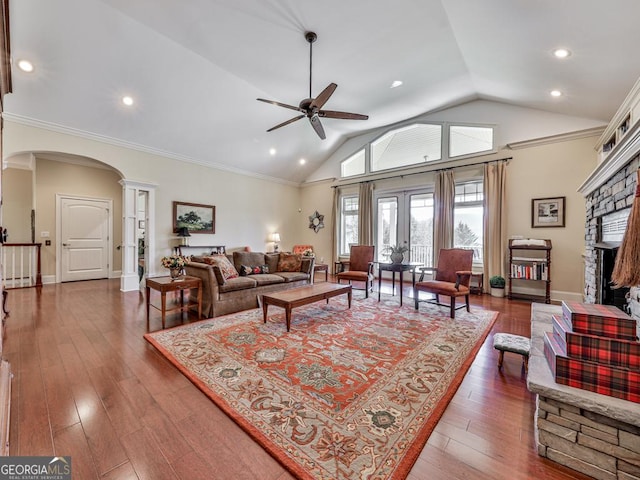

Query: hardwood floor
[3,279,591,479]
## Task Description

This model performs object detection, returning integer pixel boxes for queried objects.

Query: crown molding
[595,76,640,147]
[578,120,640,196]
[506,126,605,150]
[2,113,301,187]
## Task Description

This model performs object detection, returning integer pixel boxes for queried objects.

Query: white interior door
[60,197,110,282]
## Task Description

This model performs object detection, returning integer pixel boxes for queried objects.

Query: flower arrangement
[161,254,187,269]
[302,248,315,257]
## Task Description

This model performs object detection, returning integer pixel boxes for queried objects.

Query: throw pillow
[202,255,239,280]
[239,264,269,275]
[277,253,302,272]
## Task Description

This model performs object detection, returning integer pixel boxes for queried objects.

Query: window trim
[339,194,359,256]
[447,123,497,160]
[369,122,443,173]
[338,121,496,179]
[453,179,484,266]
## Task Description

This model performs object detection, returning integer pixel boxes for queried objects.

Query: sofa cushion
[202,255,239,281]
[233,251,267,270]
[277,253,302,272]
[276,271,310,283]
[218,276,257,293]
[265,253,279,273]
[251,274,286,286]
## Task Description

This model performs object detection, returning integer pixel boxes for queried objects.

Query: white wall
[2,167,32,243]
[505,136,598,301]
[3,121,302,277]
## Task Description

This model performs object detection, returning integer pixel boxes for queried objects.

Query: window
[449,125,494,158]
[371,124,441,172]
[340,196,359,255]
[341,149,365,177]
[375,191,433,266]
[453,181,483,262]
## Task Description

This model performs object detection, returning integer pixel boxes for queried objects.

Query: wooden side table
[470,273,484,295]
[146,275,202,331]
[313,263,329,282]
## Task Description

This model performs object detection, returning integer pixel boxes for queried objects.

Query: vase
[390,252,404,264]
[169,268,181,279]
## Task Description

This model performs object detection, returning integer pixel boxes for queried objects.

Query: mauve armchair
[414,248,474,318]
[336,245,375,298]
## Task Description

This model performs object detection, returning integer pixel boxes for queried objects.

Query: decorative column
[119,179,156,292]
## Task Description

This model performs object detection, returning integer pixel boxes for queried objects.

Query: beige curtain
[434,169,455,263]
[483,161,507,292]
[358,182,374,246]
[331,187,339,271]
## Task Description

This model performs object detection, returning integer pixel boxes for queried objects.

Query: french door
[375,190,434,267]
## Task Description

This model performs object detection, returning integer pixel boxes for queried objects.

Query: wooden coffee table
[262,283,352,331]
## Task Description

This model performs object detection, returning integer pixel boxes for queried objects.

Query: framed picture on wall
[173,201,215,234]
[532,196,565,228]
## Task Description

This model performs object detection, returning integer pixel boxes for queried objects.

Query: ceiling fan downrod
[305,31,317,100]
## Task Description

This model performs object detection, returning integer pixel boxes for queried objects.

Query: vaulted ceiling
[5,0,640,183]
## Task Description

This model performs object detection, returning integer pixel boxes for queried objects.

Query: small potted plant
[385,244,409,264]
[489,275,506,297]
[302,248,315,257]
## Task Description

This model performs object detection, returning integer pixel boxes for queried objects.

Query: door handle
[62,243,70,247]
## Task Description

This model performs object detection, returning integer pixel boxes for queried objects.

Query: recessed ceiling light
[553,48,571,59]
[17,59,34,73]
[299,158,306,165]
[550,90,563,97]
[122,96,134,106]
[269,148,276,156]
[390,80,403,88]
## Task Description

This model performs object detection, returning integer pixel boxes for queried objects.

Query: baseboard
[510,286,582,303]
[42,275,56,285]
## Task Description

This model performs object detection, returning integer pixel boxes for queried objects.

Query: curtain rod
[331,156,512,189]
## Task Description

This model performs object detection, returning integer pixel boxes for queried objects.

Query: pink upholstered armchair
[336,245,375,298]
[414,248,473,318]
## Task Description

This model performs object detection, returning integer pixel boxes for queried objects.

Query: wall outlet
[41,231,50,238]
[45,240,51,246]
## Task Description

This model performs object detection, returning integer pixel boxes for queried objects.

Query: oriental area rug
[144,296,498,480]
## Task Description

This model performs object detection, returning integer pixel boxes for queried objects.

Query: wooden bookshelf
[508,239,552,304]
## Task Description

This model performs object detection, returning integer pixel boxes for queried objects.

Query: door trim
[55,194,113,283]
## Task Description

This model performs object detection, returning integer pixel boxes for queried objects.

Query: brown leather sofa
[184,251,315,318]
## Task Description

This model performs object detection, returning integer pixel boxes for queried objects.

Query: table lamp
[271,232,281,253]
[177,227,191,246]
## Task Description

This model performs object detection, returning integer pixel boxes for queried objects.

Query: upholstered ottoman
[493,333,530,373]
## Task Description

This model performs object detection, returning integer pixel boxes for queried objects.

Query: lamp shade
[271,232,281,243]
[177,227,191,237]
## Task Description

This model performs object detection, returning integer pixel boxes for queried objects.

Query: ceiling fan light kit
[257,31,368,140]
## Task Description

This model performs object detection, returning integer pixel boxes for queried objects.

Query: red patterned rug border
[144,330,313,480]
[392,310,498,479]
[144,307,498,480]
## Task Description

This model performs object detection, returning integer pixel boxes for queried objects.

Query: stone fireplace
[582,144,640,320]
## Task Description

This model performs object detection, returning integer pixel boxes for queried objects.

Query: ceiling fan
[257,31,368,140]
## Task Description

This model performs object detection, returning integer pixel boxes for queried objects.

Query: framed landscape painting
[173,201,215,234]
[531,196,565,228]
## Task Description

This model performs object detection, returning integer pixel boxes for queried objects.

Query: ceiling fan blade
[257,98,304,113]
[309,114,326,140]
[320,110,369,120]
[310,83,337,110]
[266,115,305,132]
